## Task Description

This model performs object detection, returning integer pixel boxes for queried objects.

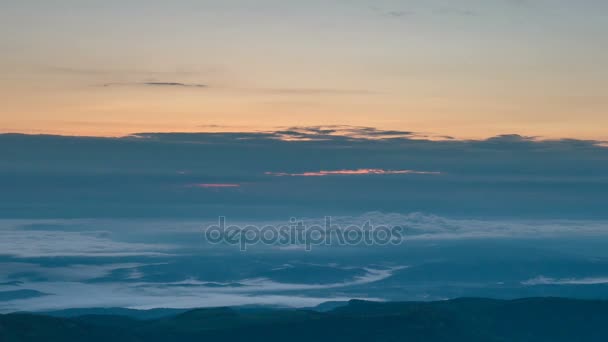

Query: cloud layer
[103,82,207,88]
[1,128,607,219]
[2,216,608,312]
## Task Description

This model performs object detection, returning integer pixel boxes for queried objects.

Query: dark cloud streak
[102,82,207,88]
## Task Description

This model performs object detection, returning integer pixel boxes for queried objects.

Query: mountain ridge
[3,297,608,341]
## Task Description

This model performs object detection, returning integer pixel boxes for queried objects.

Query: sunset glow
[265,169,441,177]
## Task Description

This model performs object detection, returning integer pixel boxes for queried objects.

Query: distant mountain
[2,297,608,341]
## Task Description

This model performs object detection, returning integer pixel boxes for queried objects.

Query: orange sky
[1,0,607,140]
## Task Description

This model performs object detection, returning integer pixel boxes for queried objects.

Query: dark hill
[2,297,608,341]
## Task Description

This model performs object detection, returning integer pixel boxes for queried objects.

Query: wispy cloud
[233,266,407,292]
[102,82,207,88]
[0,279,373,312]
[140,266,405,293]
[0,223,174,258]
[0,262,156,282]
[290,212,608,241]
[522,276,608,286]
[265,169,441,177]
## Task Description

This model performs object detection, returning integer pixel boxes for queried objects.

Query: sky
[2,1,608,312]
[1,0,607,139]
